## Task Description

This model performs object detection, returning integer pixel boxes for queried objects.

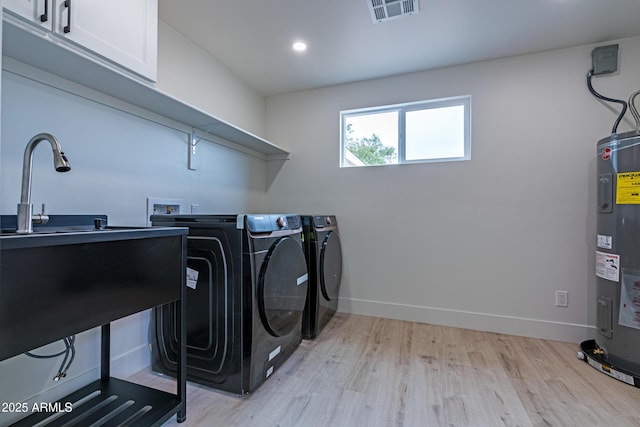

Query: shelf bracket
[188,133,197,170]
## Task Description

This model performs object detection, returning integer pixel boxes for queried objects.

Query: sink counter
[0,214,187,249]
[0,225,187,250]
[0,224,187,361]
[1,217,188,424]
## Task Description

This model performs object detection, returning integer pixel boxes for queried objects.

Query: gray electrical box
[591,44,618,75]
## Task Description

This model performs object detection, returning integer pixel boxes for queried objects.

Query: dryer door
[258,236,308,337]
[319,231,343,301]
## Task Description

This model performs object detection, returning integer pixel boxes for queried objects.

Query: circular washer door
[258,236,308,337]
[319,231,343,301]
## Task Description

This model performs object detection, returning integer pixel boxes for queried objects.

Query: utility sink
[1,214,110,237]
[0,215,187,361]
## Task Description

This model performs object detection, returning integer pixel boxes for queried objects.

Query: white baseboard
[338,297,595,343]
[110,343,151,378]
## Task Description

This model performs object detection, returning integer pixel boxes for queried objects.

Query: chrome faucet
[16,133,71,234]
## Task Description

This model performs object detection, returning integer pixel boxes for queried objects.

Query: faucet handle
[32,203,49,225]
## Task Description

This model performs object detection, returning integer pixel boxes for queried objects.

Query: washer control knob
[276,216,287,228]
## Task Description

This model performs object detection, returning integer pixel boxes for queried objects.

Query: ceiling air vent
[368,0,419,24]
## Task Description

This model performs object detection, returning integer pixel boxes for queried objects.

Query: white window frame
[340,95,471,167]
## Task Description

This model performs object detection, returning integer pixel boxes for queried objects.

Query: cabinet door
[53,0,157,81]
[4,0,52,29]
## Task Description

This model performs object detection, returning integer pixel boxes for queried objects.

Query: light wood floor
[128,313,640,426]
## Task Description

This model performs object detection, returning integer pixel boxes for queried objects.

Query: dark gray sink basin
[0,214,182,245]
[0,225,182,248]
[0,214,108,237]
[0,225,105,235]
[0,215,187,361]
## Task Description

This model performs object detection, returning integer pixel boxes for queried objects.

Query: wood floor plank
[127,313,640,426]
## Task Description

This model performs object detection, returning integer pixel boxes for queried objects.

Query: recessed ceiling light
[292,41,307,52]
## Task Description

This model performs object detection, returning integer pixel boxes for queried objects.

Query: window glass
[343,111,398,166]
[340,96,470,167]
[405,105,465,161]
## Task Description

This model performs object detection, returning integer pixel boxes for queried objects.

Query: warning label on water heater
[616,172,640,204]
[596,251,620,282]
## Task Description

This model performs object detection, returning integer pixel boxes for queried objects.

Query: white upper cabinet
[3,0,157,81]
[54,0,157,81]
[3,0,50,28]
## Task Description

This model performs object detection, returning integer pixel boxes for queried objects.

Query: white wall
[156,20,266,138]
[266,36,640,343]
[0,44,268,425]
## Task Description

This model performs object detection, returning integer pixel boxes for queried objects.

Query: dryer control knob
[276,216,287,228]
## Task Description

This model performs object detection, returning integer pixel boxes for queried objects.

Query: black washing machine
[301,215,343,339]
[149,214,308,395]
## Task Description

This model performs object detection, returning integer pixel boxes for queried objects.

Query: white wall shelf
[1,13,289,160]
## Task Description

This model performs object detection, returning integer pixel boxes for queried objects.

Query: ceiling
[159,0,640,97]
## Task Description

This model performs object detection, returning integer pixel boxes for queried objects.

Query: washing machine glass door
[320,231,342,301]
[258,236,308,337]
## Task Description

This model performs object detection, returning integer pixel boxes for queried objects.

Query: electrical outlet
[556,290,568,307]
